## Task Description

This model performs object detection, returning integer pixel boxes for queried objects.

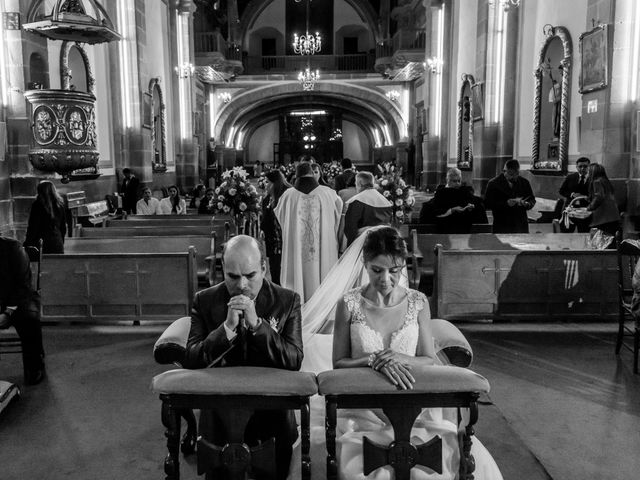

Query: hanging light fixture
[293,31,321,55]
[488,0,520,11]
[298,67,319,91]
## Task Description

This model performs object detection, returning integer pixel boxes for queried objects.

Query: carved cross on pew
[362,406,443,480]
[73,261,103,298]
[481,259,512,295]
[123,261,150,299]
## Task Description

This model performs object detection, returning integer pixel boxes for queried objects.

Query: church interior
[1,0,640,479]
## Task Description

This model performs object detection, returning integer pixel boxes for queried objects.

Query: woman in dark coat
[24,180,67,254]
[260,170,291,285]
[586,163,620,236]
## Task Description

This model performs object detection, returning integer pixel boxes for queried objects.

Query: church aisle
[0,323,635,479]
[464,322,640,480]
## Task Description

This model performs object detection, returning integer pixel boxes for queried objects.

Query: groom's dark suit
[184,279,303,479]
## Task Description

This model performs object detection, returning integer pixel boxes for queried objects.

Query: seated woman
[298,226,502,479]
[198,188,216,215]
[159,185,187,215]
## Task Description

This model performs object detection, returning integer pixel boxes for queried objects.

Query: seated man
[0,236,45,385]
[343,171,392,246]
[431,167,479,234]
[135,187,161,215]
[183,235,303,480]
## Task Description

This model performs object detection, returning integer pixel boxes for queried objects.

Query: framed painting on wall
[579,24,608,94]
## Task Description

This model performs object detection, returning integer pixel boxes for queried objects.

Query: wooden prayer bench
[75,200,113,228]
[64,236,215,287]
[317,366,490,480]
[410,232,592,294]
[151,367,317,480]
[40,250,197,323]
[433,246,618,320]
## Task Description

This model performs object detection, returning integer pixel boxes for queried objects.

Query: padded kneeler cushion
[431,319,473,368]
[151,366,318,396]
[153,316,191,365]
[317,366,489,396]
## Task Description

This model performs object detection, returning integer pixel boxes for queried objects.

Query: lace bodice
[344,287,426,358]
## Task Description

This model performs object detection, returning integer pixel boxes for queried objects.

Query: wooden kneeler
[152,366,318,480]
[317,366,490,480]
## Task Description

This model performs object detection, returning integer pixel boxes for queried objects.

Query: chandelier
[292,0,321,55]
[488,0,520,11]
[298,68,319,91]
[293,32,321,55]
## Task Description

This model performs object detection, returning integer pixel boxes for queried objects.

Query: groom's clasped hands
[368,349,416,390]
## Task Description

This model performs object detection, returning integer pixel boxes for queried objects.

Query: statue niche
[456,74,476,171]
[532,25,572,173]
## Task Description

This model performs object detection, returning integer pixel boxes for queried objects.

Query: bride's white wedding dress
[288,226,503,479]
[335,286,502,480]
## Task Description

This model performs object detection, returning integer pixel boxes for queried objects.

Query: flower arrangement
[375,162,415,223]
[322,162,342,181]
[257,172,268,192]
[213,166,261,218]
[279,163,296,180]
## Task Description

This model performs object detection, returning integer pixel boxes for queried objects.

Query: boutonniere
[267,317,279,331]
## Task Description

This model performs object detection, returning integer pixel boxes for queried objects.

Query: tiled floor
[0,322,638,479]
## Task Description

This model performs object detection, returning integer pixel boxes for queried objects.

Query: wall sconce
[218,92,232,103]
[175,62,194,78]
[385,90,400,102]
[426,57,443,74]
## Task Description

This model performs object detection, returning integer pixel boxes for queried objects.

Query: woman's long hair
[311,163,330,187]
[588,163,614,197]
[265,170,291,206]
[36,180,64,219]
[168,184,181,210]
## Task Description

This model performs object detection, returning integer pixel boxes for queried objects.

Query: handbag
[561,196,591,230]
[587,228,614,250]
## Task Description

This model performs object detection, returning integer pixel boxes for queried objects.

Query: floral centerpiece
[279,163,296,180]
[375,162,415,224]
[257,172,268,192]
[213,167,262,231]
[322,161,343,182]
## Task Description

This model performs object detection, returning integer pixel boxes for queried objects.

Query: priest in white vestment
[275,162,343,302]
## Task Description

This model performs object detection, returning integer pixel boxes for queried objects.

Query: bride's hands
[370,350,415,390]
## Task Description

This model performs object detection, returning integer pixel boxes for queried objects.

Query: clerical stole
[275,186,342,302]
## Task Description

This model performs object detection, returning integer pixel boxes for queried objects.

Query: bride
[293,225,503,480]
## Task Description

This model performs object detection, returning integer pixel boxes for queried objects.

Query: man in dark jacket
[120,167,140,214]
[333,157,355,192]
[343,171,392,245]
[184,235,303,480]
[484,159,536,233]
[0,236,45,385]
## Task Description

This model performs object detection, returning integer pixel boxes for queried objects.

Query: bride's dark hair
[362,226,408,263]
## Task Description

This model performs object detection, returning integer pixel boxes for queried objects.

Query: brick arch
[215,81,405,148]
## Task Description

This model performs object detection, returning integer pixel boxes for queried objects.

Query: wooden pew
[40,249,197,323]
[410,232,593,293]
[433,246,618,321]
[106,215,216,228]
[64,236,214,286]
[76,224,221,238]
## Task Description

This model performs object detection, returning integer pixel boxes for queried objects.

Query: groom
[184,235,303,480]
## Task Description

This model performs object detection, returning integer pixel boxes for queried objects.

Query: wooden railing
[243,53,372,74]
